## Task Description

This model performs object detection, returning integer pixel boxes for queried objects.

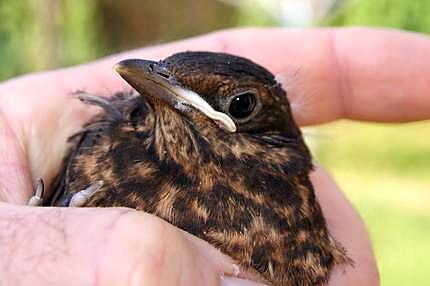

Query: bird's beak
[114,59,236,132]
[114,59,179,107]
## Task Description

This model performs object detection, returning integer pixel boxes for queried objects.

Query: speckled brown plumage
[48,52,351,285]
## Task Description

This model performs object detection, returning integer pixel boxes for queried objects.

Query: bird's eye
[228,92,257,119]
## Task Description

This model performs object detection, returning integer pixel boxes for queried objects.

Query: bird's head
[114,51,309,167]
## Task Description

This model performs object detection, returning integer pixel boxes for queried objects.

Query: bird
[34,51,351,285]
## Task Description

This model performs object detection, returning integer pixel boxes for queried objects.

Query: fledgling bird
[40,52,351,285]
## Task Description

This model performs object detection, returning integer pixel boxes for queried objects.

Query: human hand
[3,27,429,285]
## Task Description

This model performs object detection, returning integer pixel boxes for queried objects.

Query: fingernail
[220,276,268,286]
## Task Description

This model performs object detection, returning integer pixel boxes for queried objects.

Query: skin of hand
[2,26,430,286]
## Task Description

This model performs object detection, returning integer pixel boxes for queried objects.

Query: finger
[112,211,266,286]
[0,204,264,286]
[105,211,227,286]
[310,166,380,286]
[88,27,430,125]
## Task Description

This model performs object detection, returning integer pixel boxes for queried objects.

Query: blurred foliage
[235,2,279,26]
[325,0,430,34]
[316,121,430,179]
[0,0,99,79]
[0,0,244,81]
[96,0,239,53]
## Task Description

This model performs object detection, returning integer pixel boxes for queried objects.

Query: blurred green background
[1,0,429,285]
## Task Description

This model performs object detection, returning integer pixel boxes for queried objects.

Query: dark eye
[228,92,257,119]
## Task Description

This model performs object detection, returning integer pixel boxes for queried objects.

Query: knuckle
[108,211,171,285]
[95,210,209,286]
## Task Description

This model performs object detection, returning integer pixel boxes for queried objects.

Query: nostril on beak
[157,71,170,79]
[157,70,170,79]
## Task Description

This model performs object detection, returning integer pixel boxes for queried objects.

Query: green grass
[310,120,430,286]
